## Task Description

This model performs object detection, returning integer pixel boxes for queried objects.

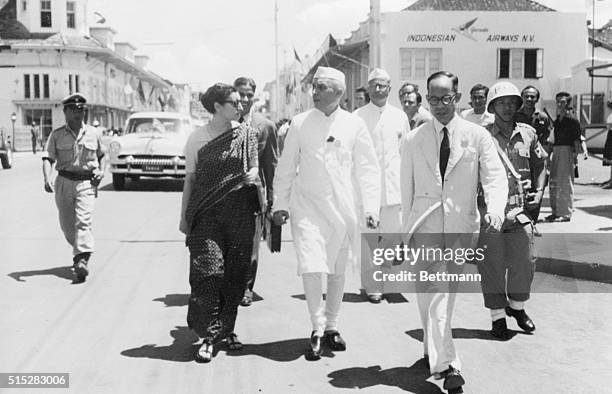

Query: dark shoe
[73,260,89,283]
[544,214,557,222]
[491,318,510,340]
[226,332,243,351]
[324,330,346,351]
[195,340,213,363]
[367,294,382,304]
[442,365,465,392]
[305,332,322,361]
[506,307,536,332]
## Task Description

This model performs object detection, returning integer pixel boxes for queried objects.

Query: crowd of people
[39,64,611,393]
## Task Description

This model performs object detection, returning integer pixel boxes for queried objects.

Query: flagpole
[590,0,595,124]
[274,0,280,120]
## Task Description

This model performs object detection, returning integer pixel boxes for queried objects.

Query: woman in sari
[180,83,262,363]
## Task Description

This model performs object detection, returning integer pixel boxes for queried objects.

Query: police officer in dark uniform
[42,93,106,283]
[514,86,553,231]
[478,82,547,340]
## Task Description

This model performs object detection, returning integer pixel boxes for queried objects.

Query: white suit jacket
[400,115,507,247]
[274,107,381,275]
[354,102,409,206]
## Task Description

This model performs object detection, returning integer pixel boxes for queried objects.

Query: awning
[302,35,369,83]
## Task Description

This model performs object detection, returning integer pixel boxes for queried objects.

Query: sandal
[226,333,243,351]
[195,340,213,363]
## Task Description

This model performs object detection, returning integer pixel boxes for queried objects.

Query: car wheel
[112,173,125,190]
[0,148,13,169]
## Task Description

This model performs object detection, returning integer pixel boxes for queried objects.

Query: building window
[66,1,75,28]
[22,1,27,11]
[498,48,543,79]
[400,48,442,80]
[40,0,52,28]
[43,74,49,98]
[33,74,40,98]
[24,74,30,98]
[69,74,80,94]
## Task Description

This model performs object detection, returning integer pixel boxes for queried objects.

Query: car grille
[115,155,185,171]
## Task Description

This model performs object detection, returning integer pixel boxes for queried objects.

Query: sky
[87,0,612,91]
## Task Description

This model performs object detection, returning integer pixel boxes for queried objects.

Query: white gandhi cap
[368,68,391,82]
[313,67,345,86]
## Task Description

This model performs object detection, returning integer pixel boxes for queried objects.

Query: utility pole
[590,0,595,124]
[369,0,381,69]
[274,0,280,120]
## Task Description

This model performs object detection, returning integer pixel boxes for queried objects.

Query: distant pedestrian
[180,83,264,363]
[354,86,369,110]
[42,93,106,283]
[515,85,554,229]
[398,82,432,125]
[400,90,429,129]
[460,83,494,127]
[546,92,587,222]
[30,122,38,154]
[233,76,279,307]
[354,68,408,303]
[273,67,380,361]
[602,100,612,189]
[478,81,547,340]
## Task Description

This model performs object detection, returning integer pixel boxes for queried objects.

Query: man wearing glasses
[400,72,507,393]
[233,77,279,307]
[354,68,408,303]
[42,93,107,283]
[273,67,380,361]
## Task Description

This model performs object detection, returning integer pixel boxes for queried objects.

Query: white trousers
[416,263,461,374]
[361,204,402,295]
[302,245,349,336]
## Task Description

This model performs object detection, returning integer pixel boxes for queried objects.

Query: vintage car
[108,112,193,190]
[0,127,13,169]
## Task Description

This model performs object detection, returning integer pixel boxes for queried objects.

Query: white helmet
[92,119,100,127]
[486,81,523,113]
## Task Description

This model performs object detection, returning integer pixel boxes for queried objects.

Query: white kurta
[354,102,408,207]
[274,107,380,275]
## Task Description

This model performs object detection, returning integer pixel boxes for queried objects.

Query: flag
[294,48,302,64]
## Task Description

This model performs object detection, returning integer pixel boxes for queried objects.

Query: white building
[0,0,187,150]
[286,0,589,121]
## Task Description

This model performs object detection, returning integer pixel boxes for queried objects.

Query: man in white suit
[273,66,381,361]
[400,71,508,393]
[354,67,409,303]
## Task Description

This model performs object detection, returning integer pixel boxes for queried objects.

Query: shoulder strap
[490,136,521,180]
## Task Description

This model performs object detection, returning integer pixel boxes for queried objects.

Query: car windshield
[126,118,187,134]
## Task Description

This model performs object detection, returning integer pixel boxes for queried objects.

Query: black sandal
[226,333,243,351]
[195,340,213,363]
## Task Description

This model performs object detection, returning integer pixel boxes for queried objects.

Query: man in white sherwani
[273,67,381,361]
[354,68,409,303]
[400,71,508,393]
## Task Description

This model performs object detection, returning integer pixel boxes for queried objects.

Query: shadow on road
[327,360,443,393]
[8,266,74,283]
[153,294,189,307]
[99,178,183,193]
[121,326,200,362]
[291,293,409,304]
[405,328,525,342]
[222,338,309,362]
[579,205,612,220]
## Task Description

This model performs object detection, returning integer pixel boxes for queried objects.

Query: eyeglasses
[426,94,457,106]
[313,83,331,92]
[223,100,243,109]
[369,82,390,91]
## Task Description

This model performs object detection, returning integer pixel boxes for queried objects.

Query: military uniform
[478,122,547,310]
[43,94,105,281]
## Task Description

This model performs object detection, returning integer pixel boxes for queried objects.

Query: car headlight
[109,141,121,157]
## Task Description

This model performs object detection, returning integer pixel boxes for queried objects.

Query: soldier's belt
[58,170,93,181]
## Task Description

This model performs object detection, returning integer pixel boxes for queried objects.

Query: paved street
[1,153,612,394]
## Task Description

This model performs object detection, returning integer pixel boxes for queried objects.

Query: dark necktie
[439,127,450,182]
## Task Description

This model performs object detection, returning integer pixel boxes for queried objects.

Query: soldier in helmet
[42,93,107,283]
[477,82,547,340]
